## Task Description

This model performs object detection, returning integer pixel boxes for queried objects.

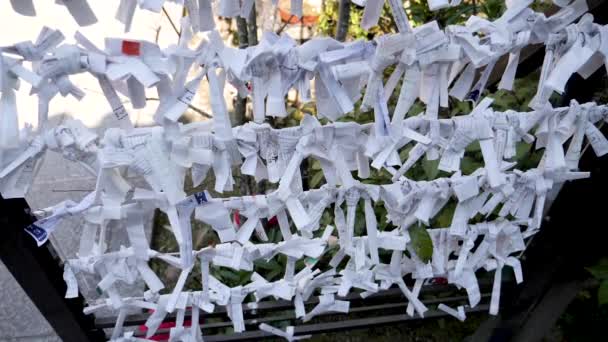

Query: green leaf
[218,269,239,282]
[514,142,531,161]
[432,201,456,228]
[267,268,282,280]
[399,145,413,162]
[598,280,608,306]
[422,157,440,180]
[407,101,425,117]
[586,258,608,280]
[465,141,481,153]
[309,170,325,188]
[254,259,278,271]
[238,271,251,285]
[461,156,483,175]
[410,224,434,263]
[300,101,317,115]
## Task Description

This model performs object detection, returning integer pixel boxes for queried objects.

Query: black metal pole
[0,195,105,342]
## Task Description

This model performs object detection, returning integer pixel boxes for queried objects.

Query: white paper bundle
[2,1,608,341]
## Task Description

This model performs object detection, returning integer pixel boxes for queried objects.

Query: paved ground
[0,1,178,340]
[0,1,288,339]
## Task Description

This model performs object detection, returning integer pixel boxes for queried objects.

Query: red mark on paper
[267,216,278,227]
[233,210,241,228]
[430,277,448,285]
[138,308,197,340]
[121,40,141,56]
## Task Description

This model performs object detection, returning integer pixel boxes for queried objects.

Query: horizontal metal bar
[203,304,491,342]
[117,292,493,339]
[96,280,497,329]
[95,287,405,328]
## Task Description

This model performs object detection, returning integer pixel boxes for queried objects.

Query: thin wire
[582,121,604,155]
[146,97,213,119]
[276,15,295,35]
[162,7,181,37]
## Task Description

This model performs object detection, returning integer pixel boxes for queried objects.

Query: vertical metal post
[0,195,105,342]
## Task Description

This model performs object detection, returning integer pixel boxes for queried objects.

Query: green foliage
[153,0,597,293]
[585,258,608,280]
[431,201,457,228]
[317,1,394,40]
[215,267,251,285]
[316,1,338,37]
[556,286,608,341]
[587,258,608,305]
[599,281,608,306]
[408,0,484,27]
[319,0,511,39]
[311,0,565,271]
[410,223,434,263]
[422,156,440,180]
[478,0,506,20]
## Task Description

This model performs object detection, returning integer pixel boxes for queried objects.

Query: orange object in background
[278,0,322,26]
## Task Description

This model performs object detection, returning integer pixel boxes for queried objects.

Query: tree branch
[247,4,259,46]
[234,17,249,127]
[162,6,181,37]
[276,15,295,35]
[336,0,351,42]
[145,97,212,119]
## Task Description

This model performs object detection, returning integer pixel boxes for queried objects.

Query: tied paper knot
[45,119,98,173]
[259,323,311,342]
[5,1,608,338]
[254,126,282,182]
